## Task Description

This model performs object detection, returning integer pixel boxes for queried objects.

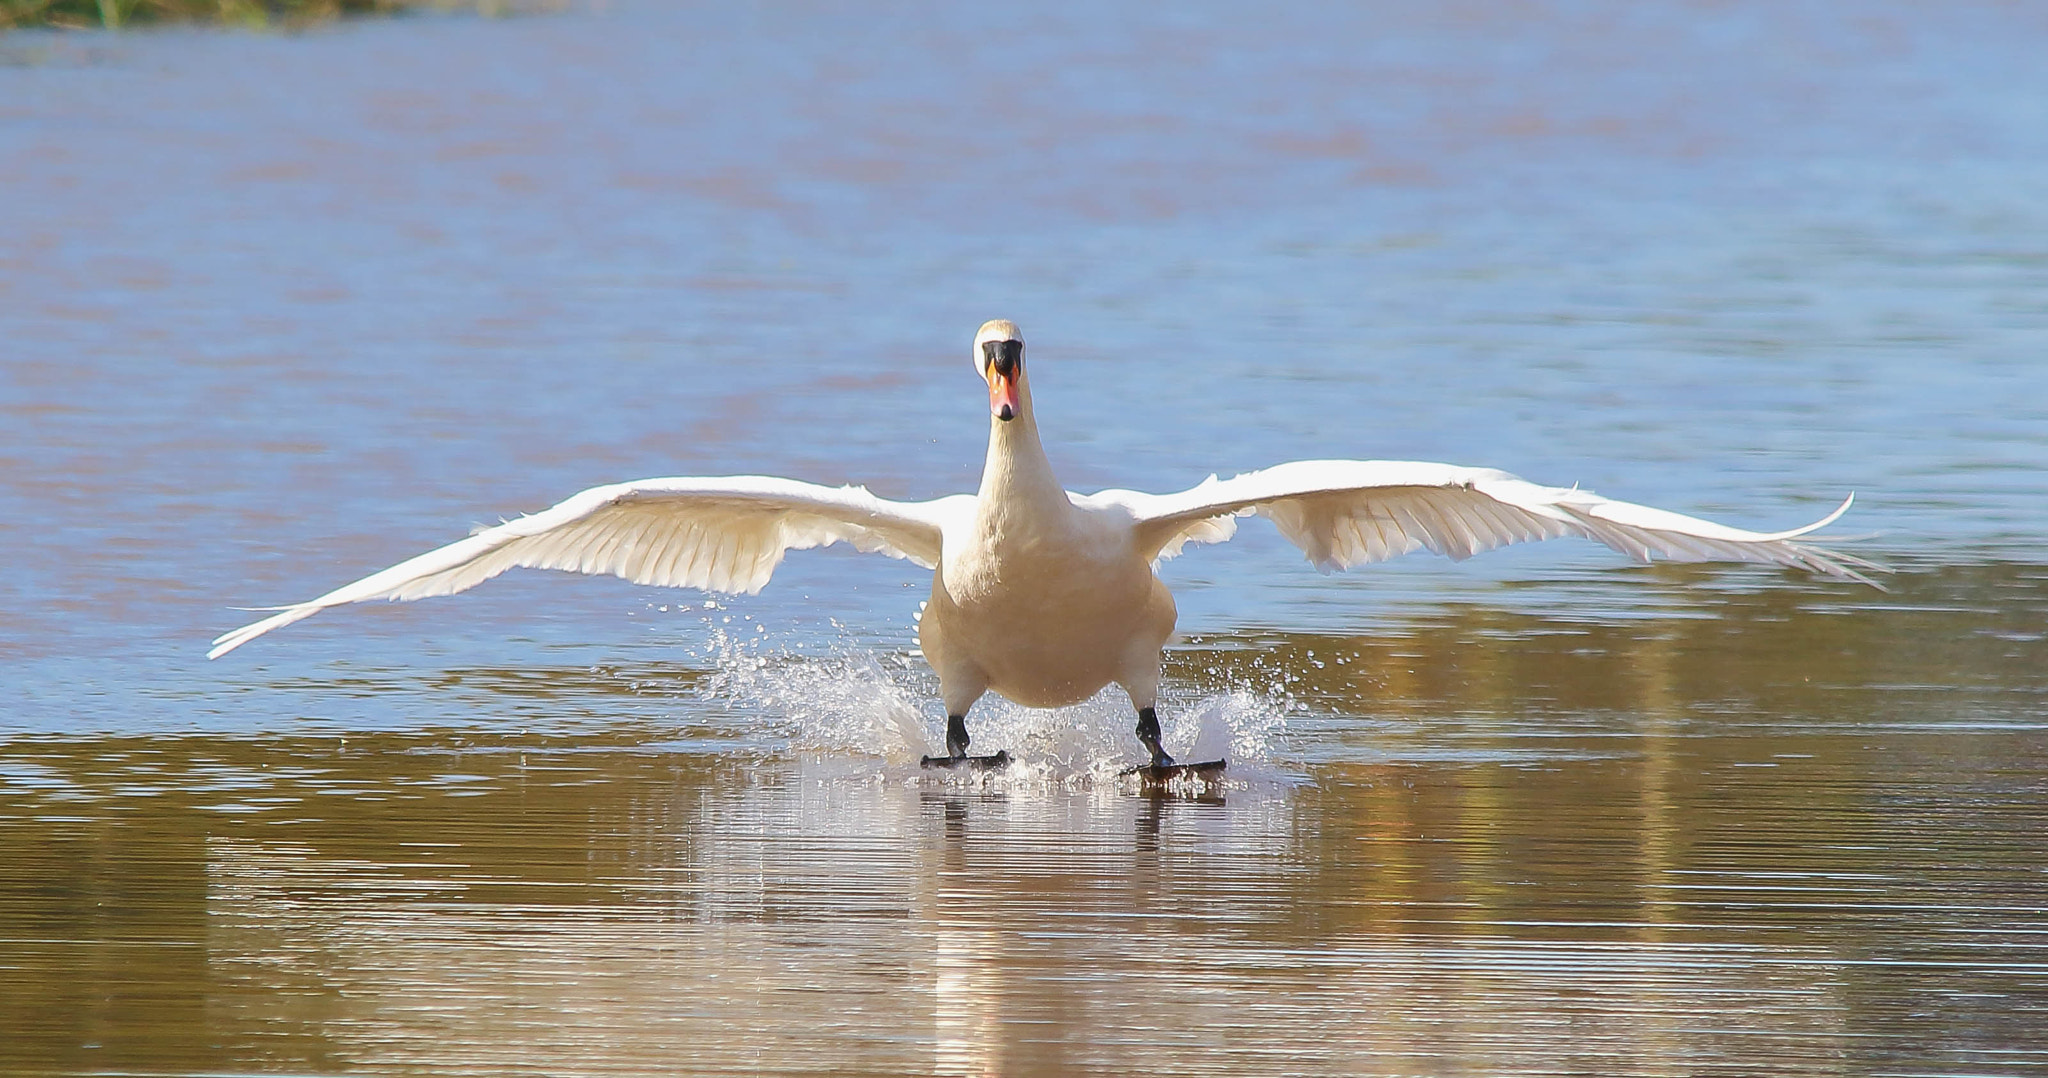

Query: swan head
[974,319,1024,423]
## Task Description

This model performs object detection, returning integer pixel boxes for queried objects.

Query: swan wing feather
[209,476,954,658]
[1103,459,1878,584]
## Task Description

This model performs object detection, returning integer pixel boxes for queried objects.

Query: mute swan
[211,319,1875,773]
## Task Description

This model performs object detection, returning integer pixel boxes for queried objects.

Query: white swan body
[920,379,1178,719]
[211,320,1876,764]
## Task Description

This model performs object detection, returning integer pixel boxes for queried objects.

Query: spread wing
[209,476,962,658]
[1093,459,1878,585]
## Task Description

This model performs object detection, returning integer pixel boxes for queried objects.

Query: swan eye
[981,339,1023,377]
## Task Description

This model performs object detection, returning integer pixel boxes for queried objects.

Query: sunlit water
[3,2,2047,1075]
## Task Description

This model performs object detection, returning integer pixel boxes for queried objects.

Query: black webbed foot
[920,751,1012,771]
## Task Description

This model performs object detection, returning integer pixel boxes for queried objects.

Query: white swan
[211,319,1875,770]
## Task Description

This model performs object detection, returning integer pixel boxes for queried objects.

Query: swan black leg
[920,714,1010,770]
[1123,707,1224,783]
[946,713,970,759]
[1135,706,1174,768]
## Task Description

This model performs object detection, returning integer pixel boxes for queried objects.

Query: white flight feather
[208,476,956,659]
[1093,459,1877,584]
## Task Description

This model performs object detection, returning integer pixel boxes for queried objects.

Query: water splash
[685,611,1300,788]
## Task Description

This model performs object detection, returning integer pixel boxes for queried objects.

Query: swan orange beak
[987,365,1020,422]
[982,338,1023,422]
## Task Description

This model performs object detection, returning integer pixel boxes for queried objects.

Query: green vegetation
[0,0,529,31]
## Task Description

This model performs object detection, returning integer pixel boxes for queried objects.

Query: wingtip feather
[1774,492,1855,540]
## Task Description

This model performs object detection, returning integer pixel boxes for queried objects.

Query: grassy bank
[0,0,529,30]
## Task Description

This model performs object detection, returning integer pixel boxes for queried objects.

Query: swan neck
[979,380,1064,508]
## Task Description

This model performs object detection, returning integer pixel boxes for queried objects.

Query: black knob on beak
[982,339,1022,380]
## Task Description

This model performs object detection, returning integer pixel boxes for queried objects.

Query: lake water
[3,2,2047,1074]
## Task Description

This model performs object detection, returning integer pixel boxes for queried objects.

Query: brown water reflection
[5,565,2043,1075]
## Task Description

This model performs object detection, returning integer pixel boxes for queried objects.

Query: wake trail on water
[680,612,1301,788]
